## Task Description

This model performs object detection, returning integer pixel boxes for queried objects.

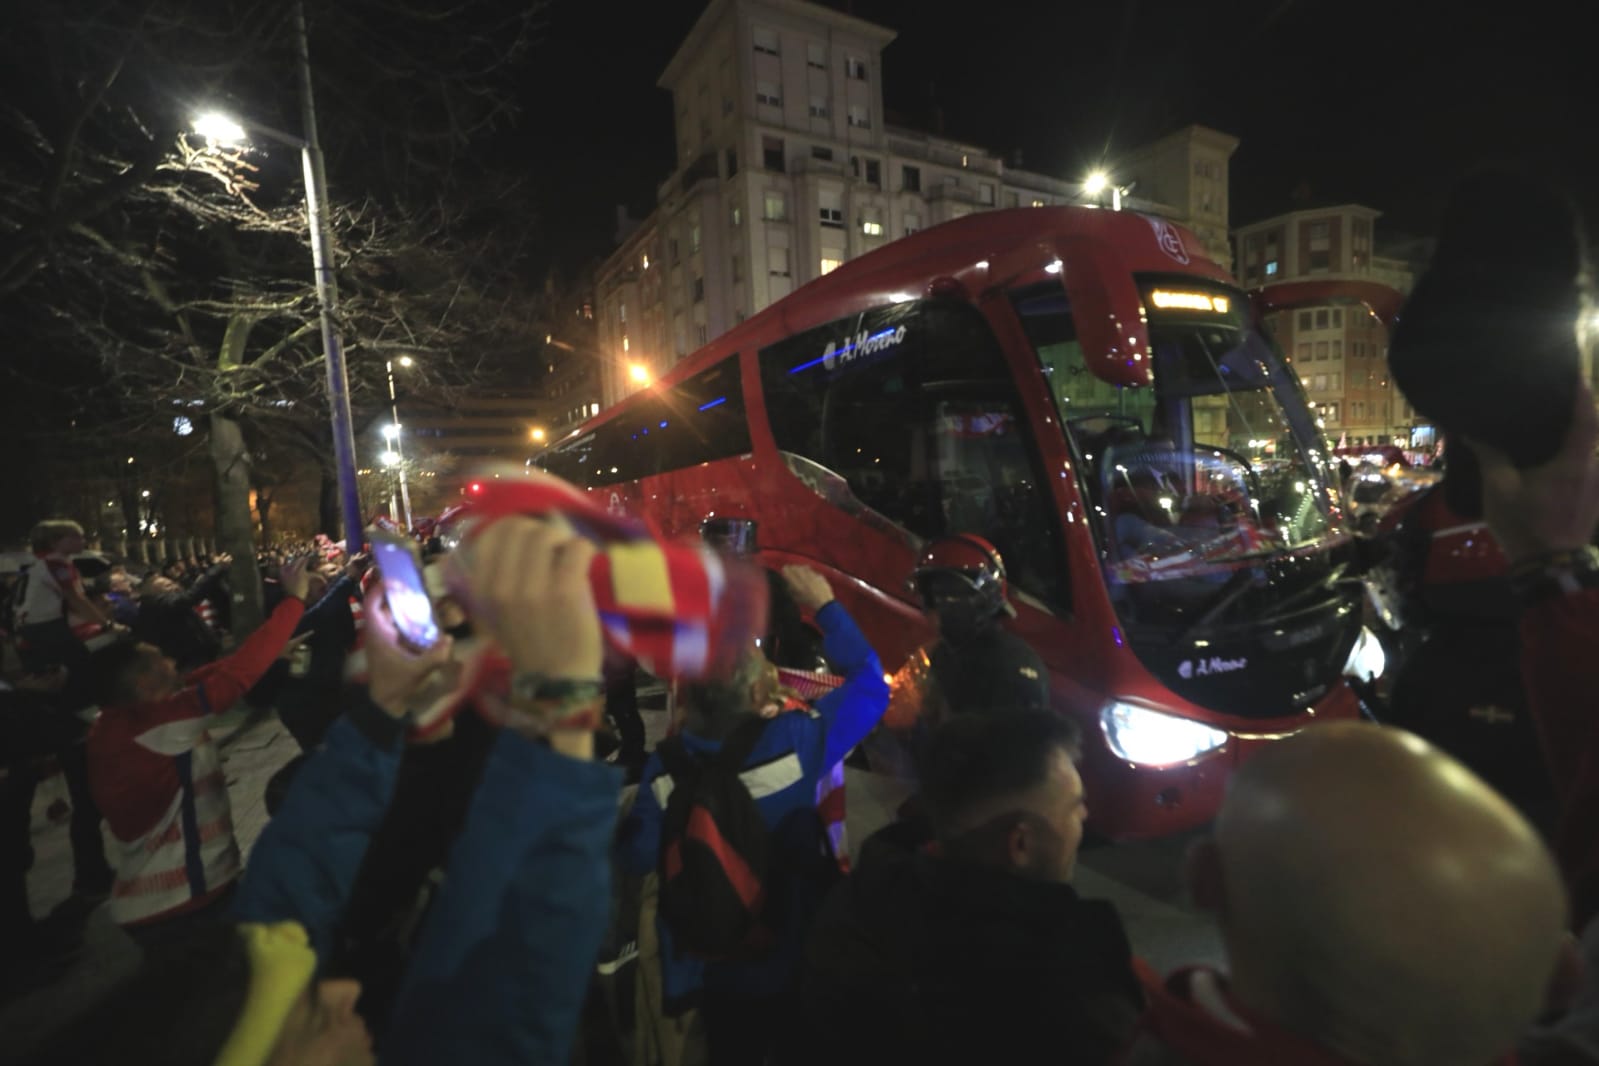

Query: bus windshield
[1013,280,1346,633]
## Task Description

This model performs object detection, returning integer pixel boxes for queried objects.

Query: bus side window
[760,301,1070,610]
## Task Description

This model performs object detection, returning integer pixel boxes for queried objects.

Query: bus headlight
[1342,626,1386,683]
[1099,701,1229,766]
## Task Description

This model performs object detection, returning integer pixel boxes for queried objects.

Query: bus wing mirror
[1055,236,1154,388]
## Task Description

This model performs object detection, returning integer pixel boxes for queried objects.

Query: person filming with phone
[33,516,628,1066]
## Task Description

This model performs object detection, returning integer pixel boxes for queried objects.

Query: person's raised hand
[1468,383,1599,565]
[280,557,313,603]
[782,564,835,613]
[344,551,372,583]
[215,552,233,567]
[364,583,456,719]
[451,515,602,681]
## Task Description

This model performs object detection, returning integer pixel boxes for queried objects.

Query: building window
[809,97,828,119]
[811,145,834,161]
[806,42,826,69]
[618,301,627,323]
[979,182,995,206]
[847,104,870,128]
[1315,309,1330,329]
[903,212,921,235]
[725,147,738,178]
[902,165,921,193]
[731,255,742,281]
[756,81,781,107]
[692,276,704,302]
[641,254,650,270]
[1298,311,1312,330]
[1309,221,1330,241]
[820,256,841,275]
[754,26,779,55]
[1007,191,1020,208]
[730,204,742,227]
[1265,260,1279,276]
[768,246,791,277]
[690,224,701,253]
[622,335,630,352]
[763,190,787,220]
[1332,340,1343,358]
[1331,308,1343,328]
[846,56,867,80]
[1031,199,1045,208]
[862,218,884,237]
[1316,340,1329,360]
[820,206,844,228]
[1329,372,1341,390]
[697,323,708,345]
[865,159,881,186]
[1296,342,1311,361]
[762,136,785,172]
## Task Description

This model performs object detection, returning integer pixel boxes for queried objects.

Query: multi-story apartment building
[593,0,1238,409]
[1234,204,1425,448]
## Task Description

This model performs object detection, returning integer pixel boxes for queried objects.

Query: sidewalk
[0,707,300,1064]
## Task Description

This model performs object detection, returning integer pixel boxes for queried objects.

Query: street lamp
[1083,169,1135,212]
[189,2,362,549]
[628,363,650,385]
[530,426,546,443]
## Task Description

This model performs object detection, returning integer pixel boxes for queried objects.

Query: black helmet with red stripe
[907,534,1015,621]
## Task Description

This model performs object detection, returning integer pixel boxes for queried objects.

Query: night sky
[511,0,1598,274]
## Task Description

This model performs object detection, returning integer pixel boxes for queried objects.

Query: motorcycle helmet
[907,534,1016,620]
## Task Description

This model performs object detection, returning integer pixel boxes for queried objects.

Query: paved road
[3,704,1222,1061]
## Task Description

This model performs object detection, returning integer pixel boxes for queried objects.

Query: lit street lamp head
[530,427,546,442]
[381,450,400,467]
[1083,171,1110,196]
[383,423,401,440]
[398,355,415,368]
[192,112,248,148]
[628,363,650,385]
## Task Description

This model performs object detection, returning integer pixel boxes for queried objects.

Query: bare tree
[0,0,551,628]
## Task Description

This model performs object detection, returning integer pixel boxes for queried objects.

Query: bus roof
[556,205,1231,441]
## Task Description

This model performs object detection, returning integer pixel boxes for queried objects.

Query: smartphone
[369,528,442,653]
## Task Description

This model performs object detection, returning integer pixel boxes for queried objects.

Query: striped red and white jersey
[193,598,220,631]
[87,597,307,925]
[89,689,241,925]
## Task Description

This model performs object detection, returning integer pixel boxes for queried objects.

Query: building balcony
[926,182,979,205]
[791,154,846,177]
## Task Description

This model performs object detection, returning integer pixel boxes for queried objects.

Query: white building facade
[595,0,1239,408]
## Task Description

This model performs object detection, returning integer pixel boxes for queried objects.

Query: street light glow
[381,450,400,467]
[398,355,414,368]
[628,363,650,385]
[1083,171,1110,195]
[530,427,546,442]
[383,423,401,440]
[192,111,248,148]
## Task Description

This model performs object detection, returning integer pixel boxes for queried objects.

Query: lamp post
[1083,170,1136,212]
[384,356,414,529]
[191,1,362,549]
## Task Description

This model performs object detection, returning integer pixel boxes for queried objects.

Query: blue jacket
[234,695,622,1064]
[621,599,889,1004]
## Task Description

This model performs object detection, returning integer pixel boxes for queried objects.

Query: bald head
[1198,722,1566,1066]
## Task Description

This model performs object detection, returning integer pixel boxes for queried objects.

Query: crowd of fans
[4,391,1599,1066]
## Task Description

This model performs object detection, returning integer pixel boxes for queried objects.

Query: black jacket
[801,821,1143,1065]
[131,564,229,669]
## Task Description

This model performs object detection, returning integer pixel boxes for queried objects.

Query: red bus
[536,206,1368,840]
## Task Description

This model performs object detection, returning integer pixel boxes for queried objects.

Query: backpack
[655,715,773,960]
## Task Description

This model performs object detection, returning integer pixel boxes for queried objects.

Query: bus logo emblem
[1149,218,1191,265]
